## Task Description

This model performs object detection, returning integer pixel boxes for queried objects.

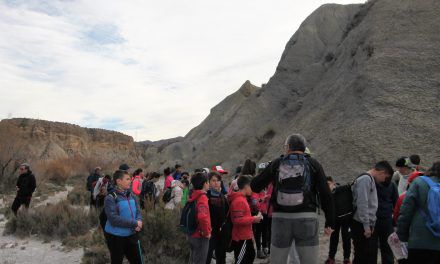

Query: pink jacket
[260,183,273,216]
[164,175,173,190]
[131,175,142,196]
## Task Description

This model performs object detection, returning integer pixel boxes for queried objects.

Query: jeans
[188,236,210,264]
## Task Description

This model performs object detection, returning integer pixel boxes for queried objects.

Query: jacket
[104,189,142,237]
[181,187,189,206]
[165,181,183,210]
[229,191,254,241]
[164,175,174,190]
[16,171,36,197]
[397,176,440,251]
[207,189,228,236]
[393,193,405,225]
[188,190,211,238]
[251,154,335,229]
[131,175,143,196]
[259,183,273,215]
[352,174,378,231]
[86,173,100,192]
[376,180,398,220]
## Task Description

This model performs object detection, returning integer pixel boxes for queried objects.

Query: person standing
[351,161,394,264]
[87,167,101,207]
[392,157,415,195]
[397,162,440,264]
[11,163,36,215]
[251,134,335,264]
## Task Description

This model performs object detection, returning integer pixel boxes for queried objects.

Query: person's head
[194,168,203,173]
[150,171,161,182]
[235,165,242,175]
[175,164,182,173]
[237,175,253,196]
[104,174,111,180]
[395,157,412,175]
[258,162,268,174]
[19,163,30,174]
[163,167,171,176]
[241,159,256,176]
[191,172,209,191]
[181,171,190,179]
[427,161,440,178]
[326,176,336,191]
[118,164,130,174]
[409,154,421,166]
[113,170,131,190]
[94,167,102,175]
[208,172,222,191]
[370,161,394,183]
[133,168,143,177]
[181,179,189,189]
[284,134,307,154]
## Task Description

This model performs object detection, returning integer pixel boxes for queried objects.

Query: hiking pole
[137,239,144,264]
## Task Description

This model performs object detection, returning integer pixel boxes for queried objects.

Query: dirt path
[0,186,83,264]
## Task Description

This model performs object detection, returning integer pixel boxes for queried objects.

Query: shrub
[4,200,98,239]
[67,184,89,205]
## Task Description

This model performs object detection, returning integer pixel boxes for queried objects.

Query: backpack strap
[419,176,437,188]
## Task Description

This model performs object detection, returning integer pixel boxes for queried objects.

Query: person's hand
[16,186,19,191]
[364,229,372,238]
[324,227,334,236]
[253,212,263,223]
[137,220,143,229]
[135,226,141,232]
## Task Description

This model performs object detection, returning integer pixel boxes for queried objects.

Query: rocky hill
[1,0,439,182]
[139,0,440,180]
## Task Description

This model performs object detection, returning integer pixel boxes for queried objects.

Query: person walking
[11,163,36,215]
[251,134,335,264]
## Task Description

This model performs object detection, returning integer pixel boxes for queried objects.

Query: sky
[0,0,365,141]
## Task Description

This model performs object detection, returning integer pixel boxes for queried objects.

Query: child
[229,175,263,264]
[165,180,183,210]
[181,179,190,207]
[187,172,212,264]
[104,170,143,264]
[206,172,229,264]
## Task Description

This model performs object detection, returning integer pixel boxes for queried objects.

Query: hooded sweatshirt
[352,174,378,231]
[131,175,143,196]
[188,190,211,238]
[16,171,36,198]
[228,191,254,241]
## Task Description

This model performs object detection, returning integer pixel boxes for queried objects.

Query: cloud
[0,0,365,141]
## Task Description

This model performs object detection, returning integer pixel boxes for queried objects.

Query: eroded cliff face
[139,0,440,180]
[0,118,143,165]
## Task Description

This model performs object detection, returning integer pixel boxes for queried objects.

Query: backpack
[162,187,174,203]
[142,181,155,198]
[179,200,198,235]
[275,154,313,210]
[220,210,234,252]
[418,176,440,237]
[334,173,374,219]
[99,192,117,230]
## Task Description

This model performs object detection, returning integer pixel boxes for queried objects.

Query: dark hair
[164,167,171,176]
[241,159,256,176]
[194,168,203,173]
[237,175,252,190]
[396,157,410,168]
[150,172,161,179]
[175,164,182,169]
[133,168,143,176]
[326,176,334,182]
[208,171,221,181]
[427,162,440,177]
[235,165,242,174]
[285,134,307,152]
[113,170,129,185]
[375,161,394,177]
[181,179,190,187]
[181,171,190,177]
[410,155,421,166]
[191,172,208,190]
[104,174,111,180]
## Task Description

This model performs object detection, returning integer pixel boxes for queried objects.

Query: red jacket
[259,183,273,215]
[189,190,212,238]
[393,192,406,225]
[229,191,254,241]
[131,175,142,196]
[164,175,173,190]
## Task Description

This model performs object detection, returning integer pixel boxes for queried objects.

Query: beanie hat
[119,164,130,171]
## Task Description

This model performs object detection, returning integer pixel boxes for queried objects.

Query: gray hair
[20,163,31,170]
[285,134,307,152]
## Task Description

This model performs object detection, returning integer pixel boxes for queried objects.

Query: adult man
[86,167,101,207]
[11,163,36,215]
[251,134,335,264]
[351,161,394,264]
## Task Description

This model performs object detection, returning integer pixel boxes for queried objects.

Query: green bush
[4,200,98,239]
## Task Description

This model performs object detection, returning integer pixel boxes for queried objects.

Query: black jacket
[207,189,229,236]
[376,180,398,220]
[16,171,36,197]
[251,154,335,229]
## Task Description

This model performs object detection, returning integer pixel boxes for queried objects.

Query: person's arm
[251,159,279,193]
[391,182,399,207]
[135,196,142,221]
[93,178,102,198]
[354,176,373,232]
[397,181,419,242]
[393,194,404,226]
[30,174,37,194]
[231,201,255,226]
[104,195,137,228]
[312,159,335,229]
[132,179,141,196]
[197,198,211,237]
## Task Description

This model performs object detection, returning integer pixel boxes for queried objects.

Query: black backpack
[220,210,234,252]
[99,192,117,230]
[179,200,198,235]
[275,154,313,211]
[142,181,155,198]
[333,173,374,219]
[162,187,174,203]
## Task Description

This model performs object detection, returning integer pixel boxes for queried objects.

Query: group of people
[11,133,440,264]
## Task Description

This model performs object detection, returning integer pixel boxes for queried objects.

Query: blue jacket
[104,189,142,237]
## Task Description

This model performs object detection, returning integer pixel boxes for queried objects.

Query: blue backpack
[419,176,440,237]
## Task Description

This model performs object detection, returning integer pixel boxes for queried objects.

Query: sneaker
[257,249,267,259]
[263,247,270,255]
[325,258,335,264]
[343,259,351,264]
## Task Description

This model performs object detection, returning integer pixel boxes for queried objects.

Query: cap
[258,162,268,170]
[212,165,228,174]
[119,164,130,171]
